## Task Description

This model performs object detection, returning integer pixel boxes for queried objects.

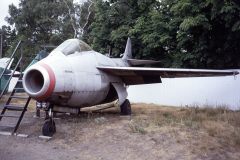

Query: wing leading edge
[97,66,239,85]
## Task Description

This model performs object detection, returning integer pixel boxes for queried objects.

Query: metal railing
[0,41,23,99]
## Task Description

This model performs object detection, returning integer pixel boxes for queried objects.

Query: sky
[0,0,19,26]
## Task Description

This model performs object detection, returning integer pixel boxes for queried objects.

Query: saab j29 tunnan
[22,38,238,136]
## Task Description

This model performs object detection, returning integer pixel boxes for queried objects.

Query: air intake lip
[23,63,56,101]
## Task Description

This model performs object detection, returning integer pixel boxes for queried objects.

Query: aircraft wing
[97,66,239,85]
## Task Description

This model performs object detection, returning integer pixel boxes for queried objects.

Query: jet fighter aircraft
[22,38,238,136]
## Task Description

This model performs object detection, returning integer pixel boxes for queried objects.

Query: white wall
[127,72,240,110]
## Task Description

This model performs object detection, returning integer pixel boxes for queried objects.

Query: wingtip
[234,71,239,75]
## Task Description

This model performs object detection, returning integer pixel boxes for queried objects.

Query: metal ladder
[0,40,31,135]
[0,75,31,134]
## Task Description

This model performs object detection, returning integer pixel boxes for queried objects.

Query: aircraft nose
[23,63,56,101]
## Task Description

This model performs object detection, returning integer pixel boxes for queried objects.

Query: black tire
[120,99,131,115]
[42,119,56,137]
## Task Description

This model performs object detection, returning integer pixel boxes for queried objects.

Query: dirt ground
[0,102,240,160]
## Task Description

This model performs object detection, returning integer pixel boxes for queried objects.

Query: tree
[168,0,240,68]
[130,0,176,65]
[76,0,95,41]
[89,0,240,69]
[3,0,240,69]
[0,25,17,57]
[6,0,77,45]
[89,0,156,57]
[4,0,89,68]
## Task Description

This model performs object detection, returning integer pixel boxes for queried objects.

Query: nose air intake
[23,63,56,101]
[24,69,44,93]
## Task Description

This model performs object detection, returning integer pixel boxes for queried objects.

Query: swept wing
[97,66,239,85]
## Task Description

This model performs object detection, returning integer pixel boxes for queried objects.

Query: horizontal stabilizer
[127,59,160,66]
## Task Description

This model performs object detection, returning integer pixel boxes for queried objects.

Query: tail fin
[121,38,160,66]
[122,37,132,60]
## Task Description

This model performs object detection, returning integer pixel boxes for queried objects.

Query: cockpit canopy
[53,39,92,56]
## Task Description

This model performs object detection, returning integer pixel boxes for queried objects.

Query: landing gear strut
[120,99,131,115]
[42,108,56,137]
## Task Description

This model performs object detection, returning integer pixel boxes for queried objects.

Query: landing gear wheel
[42,118,56,137]
[120,99,131,115]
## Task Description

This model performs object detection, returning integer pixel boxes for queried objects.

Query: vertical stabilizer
[122,37,132,60]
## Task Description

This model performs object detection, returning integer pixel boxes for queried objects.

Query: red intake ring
[35,63,56,101]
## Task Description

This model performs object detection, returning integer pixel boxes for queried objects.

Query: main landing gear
[42,108,56,137]
[120,99,131,115]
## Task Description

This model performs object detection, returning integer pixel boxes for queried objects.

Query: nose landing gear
[37,102,56,137]
[42,117,56,137]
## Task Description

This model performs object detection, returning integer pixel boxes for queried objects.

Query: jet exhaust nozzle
[23,63,56,101]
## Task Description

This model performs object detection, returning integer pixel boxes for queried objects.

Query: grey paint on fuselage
[23,46,129,107]
[22,38,239,109]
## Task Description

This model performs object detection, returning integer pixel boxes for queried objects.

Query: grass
[129,103,240,146]
[2,94,240,147]
[128,120,147,134]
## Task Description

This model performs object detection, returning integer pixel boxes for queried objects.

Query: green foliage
[179,15,211,31]
[0,25,16,57]
[6,0,75,44]
[88,0,240,68]
[89,0,157,57]
[1,0,240,69]
[3,0,93,69]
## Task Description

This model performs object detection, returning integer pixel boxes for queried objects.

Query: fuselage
[23,39,129,107]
